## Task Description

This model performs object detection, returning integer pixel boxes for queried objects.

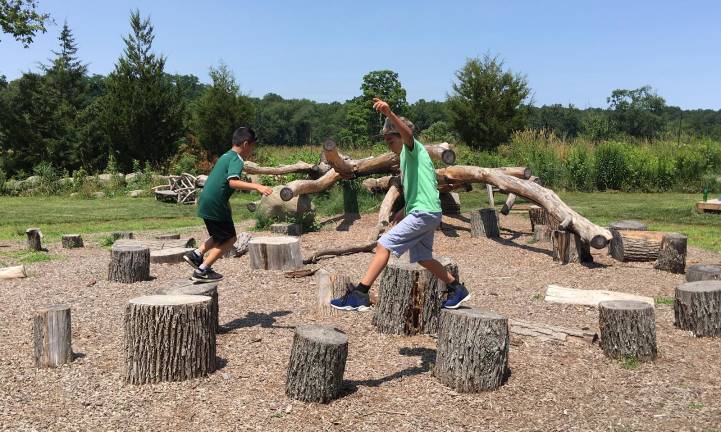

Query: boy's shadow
[220,310,293,333]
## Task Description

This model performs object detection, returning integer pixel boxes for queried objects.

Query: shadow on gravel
[221,310,293,332]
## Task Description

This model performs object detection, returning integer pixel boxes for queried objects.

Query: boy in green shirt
[331,98,470,311]
[184,127,273,281]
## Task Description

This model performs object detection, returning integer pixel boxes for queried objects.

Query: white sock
[199,264,208,271]
[193,249,202,257]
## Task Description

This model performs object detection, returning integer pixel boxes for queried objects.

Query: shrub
[594,142,629,190]
[565,145,595,191]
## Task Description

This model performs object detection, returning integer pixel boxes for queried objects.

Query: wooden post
[33,305,73,368]
[686,264,721,282]
[150,247,194,264]
[248,236,303,270]
[486,184,494,208]
[61,234,84,249]
[674,281,721,337]
[26,228,44,251]
[470,208,500,238]
[552,230,592,264]
[316,270,351,317]
[434,308,509,392]
[154,280,220,333]
[598,300,657,361]
[124,295,216,384]
[373,257,458,335]
[654,233,687,274]
[285,325,348,403]
[609,230,663,262]
[270,223,302,236]
[108,244,150,283]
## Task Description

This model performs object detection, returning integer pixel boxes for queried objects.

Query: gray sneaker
[192,268,223,282]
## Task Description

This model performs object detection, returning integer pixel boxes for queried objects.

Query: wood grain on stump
[552,230,592,264]
[26,228,43,251]
[609,220,648,231]
[285,325,348,403]
[609,230,663,262]
[33,304,73,368]
[248,236,302,270]
[674,281,721,337]
[654,233,687,274]
[373,257,459,335]
[150,247,194,264]
[470,208,500,238]
[154,280,220,333]
[270,223,302,236]
[434,308,509,392]
[533,224,552,242]
[686,264,721,282]
[124,295,216,384]
[61,234,84,249]
[528,205,549,231]
[598,300,657,361]
[108,244,150,283]
[316,270,351,317]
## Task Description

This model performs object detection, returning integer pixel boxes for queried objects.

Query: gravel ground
[1,212,720,432]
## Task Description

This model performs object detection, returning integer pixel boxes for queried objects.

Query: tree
[527,104,582,139]
[447,55,530,150]
[360,70,408,138]
[43,22,87,107]
[607,86,666,140]
[407,99,449,134]
[0,0,50,46]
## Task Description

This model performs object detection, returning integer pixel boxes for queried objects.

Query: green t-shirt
[401,139,442,214]
[197,150,244,222]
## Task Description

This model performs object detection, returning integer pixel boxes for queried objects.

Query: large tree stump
[26,228,44,251]
[248,236,302,270]
[598,300,657,361]
[108,244,150,283]
[470,208,500,238]
[686,264,721,282]
[285,325,348,403]
[552,230,592,264]
[316,270,351,317]
[609,230,663,262]
[154,280,220,333]
[111,231,134,240]
[150,247,194,264]
[674,281,721,337]
[373,256,458,335]
[33,305,73,368]
[124,295,216,384]
[533,224,552,242]
[61,234,84,249]
[270,223,302,236]
[434,308,509,392]
[609,220,648,231]
[439,192,461,215]
[654,233,687,274]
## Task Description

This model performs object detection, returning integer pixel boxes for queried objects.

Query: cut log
[270,223,302,236]
[124,295,216,384]
[362,175,401,193]
[674,281,721,337]
[316,270,351,317]
[599,300,657,361]
[552,230,593,264]
[533,225,552,242]
[609,230,664,262]
[470,208,500,238]
[0,265,27,279]
[150,247,194,264]
[243,160,315,175]
[686,264,721,282]
[654,233,687,274]
[501,176,539,215]
[280,168,343,201]
[248,236,303,270]
[33,304,73,368]
[509,319,597,343]
[61,234,84,249]
[373,256,458,335]
[439,192,461,215]
[545,284,654,307]
[223,232,252,258]
[26,228,43,251]
[257,186,315,226]
[108,244,150,283]
[285,325,348,403]
[303,241,376,265]
[154,280,220,333]
[155,233,180,240]
[111,231,134,240]
[609,220,648,231]
[434,308,509,392]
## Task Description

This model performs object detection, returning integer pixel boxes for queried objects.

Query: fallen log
[303,241,377,265]
[0,265,27,279]
[243,160,315,175]
[609,230,664,262]
[280,168,343,201]
[509,319,597,343]
[368,184,402,242]
[544,284,654,307]
[501,176,539,215]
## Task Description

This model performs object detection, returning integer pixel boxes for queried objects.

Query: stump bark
[223,231,252,258]
[674,281,721,337]
[150,247,194,264]
[111,231,134,240]
[108,244,150,283]
[61,234,84,249]
[470,208,500,238]
[373,256,458,335]
[285,325,348,403]
[154,280,220,333]
[434,308,509,392]
[26,228,44,251]
[552,230,592,264]
[609,220,648,231]
[248,236,303,270]
[316,270,351,317]
[598,300,657,361]
[439,192,461,215]
[124,295,216,384]
[270,223,302,236]
[528,205,549,231]
[533,224,552,242]
[609,230,663,262]
[686,264,721,282]
[654,233,687,274]
[33,304,73,368]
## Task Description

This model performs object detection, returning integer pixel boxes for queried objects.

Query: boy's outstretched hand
[256,184,273,196]
[373,97,391,116]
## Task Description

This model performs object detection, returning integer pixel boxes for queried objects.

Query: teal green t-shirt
[400,139,442,214]
[197,150,244,222]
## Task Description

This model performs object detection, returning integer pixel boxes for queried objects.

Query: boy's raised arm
[373,97,414,150]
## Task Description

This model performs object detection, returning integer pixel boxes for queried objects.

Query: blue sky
[2,0,720,109]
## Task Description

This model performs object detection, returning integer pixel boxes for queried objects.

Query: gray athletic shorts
[378,211,442,263]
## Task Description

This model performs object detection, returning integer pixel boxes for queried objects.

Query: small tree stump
[609,230,663,262]
[440,192,461,215]
[316,270,351,316]
[61,234,84,249]
[342,180,360,216]
[150,247,194,264]
[552,230,592,264]
[533,224,552,242]
[434,308,509,392]
[155,280,220,333]
[609,220,648,231]
[285,325,348,403]
[248,236,302,270]
[111,231,134,241]
[33,305,73,368]
[470,208,500,238]
[598,300,657,361]
[654,233,687,274]
[155,233,180,240]
[674,281,721,337]
[686,264,721,282]
[26,228,44,251]
[108,244,150,283]
[373,256,459,335]
[528,205,549,230]
[270,223,302,236]
[124,295,216,384]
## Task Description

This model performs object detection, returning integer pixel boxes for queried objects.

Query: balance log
[609,230,663,262]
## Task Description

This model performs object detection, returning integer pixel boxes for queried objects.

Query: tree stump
[112,231,134,241]
[533,224,552,242]
[150,247,194,264]
[598,300,657,361]
[108,244,150,283]
[470,208,500,238]
[248,236,303,270]
[270,223,302,236]
[223,231,252,258]
[342,181,360,216]
[316,270,351,317]
[434,308,509,392]
[61,234,84,249]
[439,192,461,215]
[154,280,220,333]
[26,228,44,251]
[155,233,180,240]
[33,305,73,368]
[124,295,216,384]
[609,230,663,262]
[552,230,592,264]
[285,325,348,403]
[686,264,721,282]
[528,205,549,231]
[373,256,458,335]
[609,220,648,231]
[674,281,721,337]
[654,233,687,274]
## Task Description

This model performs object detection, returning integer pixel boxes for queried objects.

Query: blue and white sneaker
[443,282,471,309]
[330,286,371,312]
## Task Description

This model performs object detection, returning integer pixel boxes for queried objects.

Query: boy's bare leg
[201,236,237,268]
[417,259,457,285]
[197,237,216,255]
[360,245,392,286]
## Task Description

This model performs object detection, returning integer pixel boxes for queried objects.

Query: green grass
[620,356,640,370]
[655,296,675,305]
[0,250,59,266]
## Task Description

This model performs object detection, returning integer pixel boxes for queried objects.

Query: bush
[565,145,595,191]
[594,142,629,190]
[32,162,61,195]
[172,153,198,175]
